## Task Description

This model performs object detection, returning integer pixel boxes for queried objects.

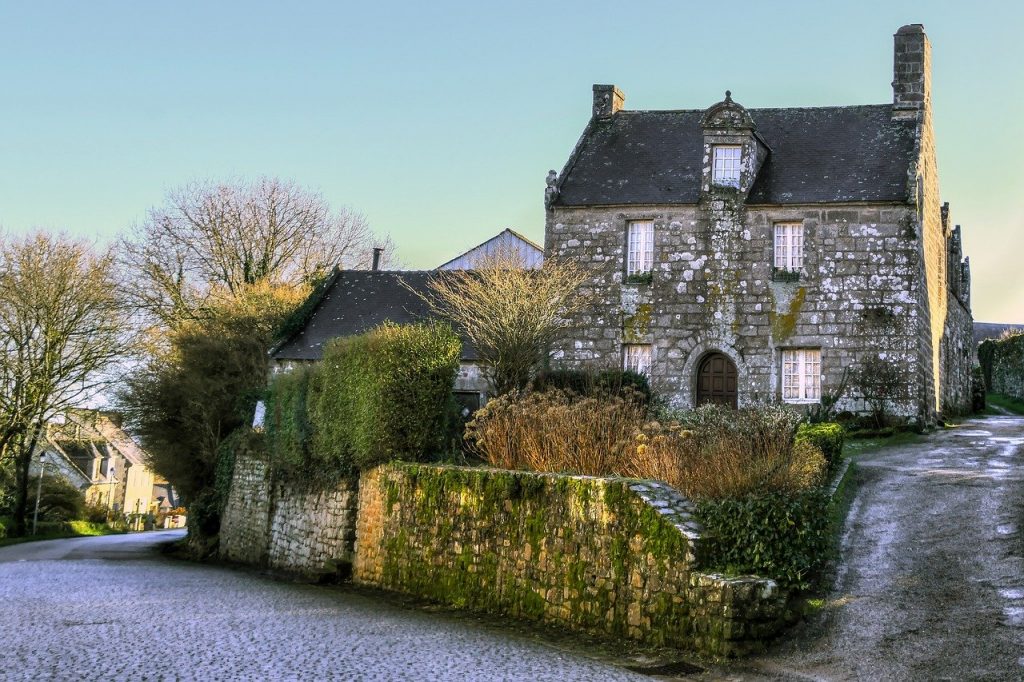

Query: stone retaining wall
[990,334,1024,400]
[354,463,788,656]
[219,455,272,565]
[219,454,358,578]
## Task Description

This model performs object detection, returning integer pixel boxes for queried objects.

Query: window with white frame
[626,220,654,276]
[712,145,742,187]
[623,344,652,376]
[774,222,804,271]
[781,349,821,403]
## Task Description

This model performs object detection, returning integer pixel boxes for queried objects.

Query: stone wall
[546,201,926,418]
[219,454,358,578]
[354,464,788,656]
[219,454,272,566]
[990,334,1024,399]
[266,480,358,576]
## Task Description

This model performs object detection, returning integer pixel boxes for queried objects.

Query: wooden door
[696,353,738,408]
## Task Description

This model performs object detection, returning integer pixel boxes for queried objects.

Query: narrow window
[626,220,654,276]
[774,223,804,271]
[712,145,742,187]
[781,349,821,403]
[623,344,652,376]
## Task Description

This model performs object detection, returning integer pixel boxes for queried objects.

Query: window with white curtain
[712,145,742,187]
[623,344,652,375]
[774,223,804,270]
[626,220,654,275]
[782,349,821,403]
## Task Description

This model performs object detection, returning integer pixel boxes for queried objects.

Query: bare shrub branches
[417,250,592,395]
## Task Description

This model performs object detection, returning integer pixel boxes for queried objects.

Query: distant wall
[990,334,1024,399]
[354,464,788,656]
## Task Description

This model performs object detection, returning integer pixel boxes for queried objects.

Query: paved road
[0,530,647,681]
[719,415,1024,681]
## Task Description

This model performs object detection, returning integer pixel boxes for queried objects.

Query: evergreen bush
[695,489,832,589]
[309,322,461,471]
[795,422,845,466]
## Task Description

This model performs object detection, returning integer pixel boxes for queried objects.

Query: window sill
[782,398,821,405]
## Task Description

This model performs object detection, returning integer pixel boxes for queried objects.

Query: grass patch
[985,393,1024,416]
[843,430,923,459]
[0,522,123,548]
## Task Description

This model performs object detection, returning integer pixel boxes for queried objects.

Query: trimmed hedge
[795,422,844,466]
[309,321,461,471]
[695,489,832,589]
[266,365,318,477]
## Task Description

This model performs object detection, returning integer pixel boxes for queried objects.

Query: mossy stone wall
[354,463,788,656]
[219,454,271,565]
[991,334,1024,399]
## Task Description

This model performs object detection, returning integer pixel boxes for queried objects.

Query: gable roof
[436,228,544,270]
[271,271,478,362]
[554,105,917,206]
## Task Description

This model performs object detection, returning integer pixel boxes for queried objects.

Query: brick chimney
[892,24,931,120]
[592,84,624,119]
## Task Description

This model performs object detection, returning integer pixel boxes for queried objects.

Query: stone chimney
[892,24,931,120]
[372,247,383,271]
[592,84,624,119]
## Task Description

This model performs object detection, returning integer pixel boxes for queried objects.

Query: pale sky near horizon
[1,1,1022,322]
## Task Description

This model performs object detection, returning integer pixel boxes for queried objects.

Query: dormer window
[712,145,742,187]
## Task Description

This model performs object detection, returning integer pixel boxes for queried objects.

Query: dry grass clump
[466,393,827,500]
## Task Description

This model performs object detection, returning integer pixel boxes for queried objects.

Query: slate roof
[271,271,478,362]
[555,105,917,206]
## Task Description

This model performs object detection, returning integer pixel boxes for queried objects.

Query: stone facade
[219,454,359,578]
[545,25,973,423]
[354,464,788,656]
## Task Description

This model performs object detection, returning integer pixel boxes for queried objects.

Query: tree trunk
[11,426,42,537]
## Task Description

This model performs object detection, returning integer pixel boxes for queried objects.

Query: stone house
[544,24,973,423]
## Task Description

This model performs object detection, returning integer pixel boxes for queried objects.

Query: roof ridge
[616,103,892,114]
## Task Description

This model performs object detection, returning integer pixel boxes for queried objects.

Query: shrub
[466,389,645,474]
[695,489,832,589]
[187,489,221,538]
[266,365,316,477]
[83,503,109,523]
[309,322,461,471]
[795,422,845,466]
[467,395,825,500]
[971,366,986,413]
[531,368,652,404]
[26,475,86,522]
[0,516,6,539]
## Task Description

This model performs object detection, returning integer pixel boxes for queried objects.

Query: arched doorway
[696,353,738,408]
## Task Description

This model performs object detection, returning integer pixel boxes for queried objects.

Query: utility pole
[31,452,47,535]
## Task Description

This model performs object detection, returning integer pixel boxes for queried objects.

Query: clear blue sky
[1,1,1021,322]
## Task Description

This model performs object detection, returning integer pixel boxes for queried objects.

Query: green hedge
[309,321,461,471]
[695,489,832,589]
[795,422,844,465]
[266,365,318,477]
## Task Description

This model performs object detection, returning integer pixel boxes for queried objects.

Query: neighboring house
[544,24,973,422]
[271,269,489,411]
[436,228,544,270]
[29,440,91,491]
[42,410,167,515]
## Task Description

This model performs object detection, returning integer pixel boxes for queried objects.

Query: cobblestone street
[0,532,646,681]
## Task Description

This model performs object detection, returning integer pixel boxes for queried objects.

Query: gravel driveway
[716,415,1024,681]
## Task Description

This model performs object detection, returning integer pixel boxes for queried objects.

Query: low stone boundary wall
[219,454,358,578]
[354,464,787,655]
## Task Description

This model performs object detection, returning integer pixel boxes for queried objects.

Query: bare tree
[0,231,131,536]
[416,250,592,395]
[121,177,394,327]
